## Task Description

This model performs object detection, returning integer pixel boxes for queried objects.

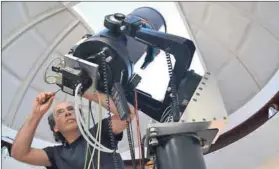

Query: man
[11,89,135,169]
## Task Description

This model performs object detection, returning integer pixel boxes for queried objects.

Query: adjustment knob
[114,13,126,21]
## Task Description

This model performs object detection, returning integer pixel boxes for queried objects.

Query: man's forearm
[11,112,43,159]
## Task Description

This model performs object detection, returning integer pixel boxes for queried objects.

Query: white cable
[76,98,113,153]
[75,83,111,152]
[97,109,102,169]
[160,105,171,122]
[87,91,103,169]
[74,83,117,153]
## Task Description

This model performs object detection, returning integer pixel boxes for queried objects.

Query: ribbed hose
[165,52,180,122]
[126,121,137,169]
[101,51,119,169]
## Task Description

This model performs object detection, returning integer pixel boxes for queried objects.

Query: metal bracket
[179,72,228,142]
[145,120,224,159]
[64,54,99,90]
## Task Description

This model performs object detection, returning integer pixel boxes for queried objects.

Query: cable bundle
[165,52,180,122]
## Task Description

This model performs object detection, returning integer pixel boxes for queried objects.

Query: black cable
[89,100,96,126]
[126,121,137,169]
[165,51,180,122]
[101,50,119,169]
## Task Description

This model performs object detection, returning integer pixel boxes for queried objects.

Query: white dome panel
[204,3,250,52]
[180,2,207,26]
[55,23,89,55]
[255,2,279,39]
[195,30,235,75]
[2,69,22,120]
[228,2,255,12]
[24,2,63,18]
[178,1,279,115]
[217,57,260,114]
[2,2,27,40]
[2,29,48,78]
[238,23,279,88]
[34,10,76,44]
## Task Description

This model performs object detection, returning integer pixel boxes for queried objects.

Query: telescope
[50,7,227,169]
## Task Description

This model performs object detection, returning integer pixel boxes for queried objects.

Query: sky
[73,2,205,101]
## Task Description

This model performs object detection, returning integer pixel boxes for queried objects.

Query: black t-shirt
[43,118,125,169]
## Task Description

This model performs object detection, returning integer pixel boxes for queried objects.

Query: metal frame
[64,54,99,90]
[179,72,228,142]
[145,120,225,157]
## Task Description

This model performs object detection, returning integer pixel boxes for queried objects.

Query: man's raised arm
[11,92,55,166]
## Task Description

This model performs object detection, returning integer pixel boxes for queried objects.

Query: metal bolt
[120,25,126,32]
[199,87,203,90]
[203,118,206,121]
[149,138,159,147]
[182,99,188,105]
[193,98,197,102]
[150,127,158,133]
[105,56,113,63]
[167,87,171,92]
[196,93,200,96]
[201,82,206,85]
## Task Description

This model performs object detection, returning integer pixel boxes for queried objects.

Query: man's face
[53,102,78,134]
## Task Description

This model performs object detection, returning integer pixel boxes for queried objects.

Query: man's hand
[32,92,55,116]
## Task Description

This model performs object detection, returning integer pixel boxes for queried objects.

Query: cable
[89,100,96,126]
[127,121,137,169]
[165,52,180,122]
[160,106,171,122]
[44,57,64,84]
[74,84,117,153]
[97,95,102,169]
[101,51,119,169]
[87,91,103,169]
[129,120,135,153]
[134,89,142,169]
